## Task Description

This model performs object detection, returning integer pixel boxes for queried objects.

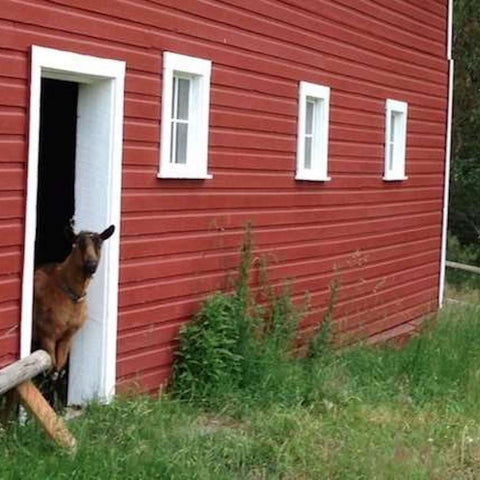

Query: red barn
[0,0,453,402]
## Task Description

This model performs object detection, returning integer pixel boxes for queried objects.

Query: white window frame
[384,99,408,181]
[159,52,212,179]
[23,46,125,404]
[296,81,331,182]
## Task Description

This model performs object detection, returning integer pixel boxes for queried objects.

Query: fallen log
[0,350,77,453]
[16,380,77,452]
[0,350,51,396]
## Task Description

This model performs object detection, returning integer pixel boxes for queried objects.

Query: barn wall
[0,0,449,392]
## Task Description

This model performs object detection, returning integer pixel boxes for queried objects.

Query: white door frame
[21,46,125,403]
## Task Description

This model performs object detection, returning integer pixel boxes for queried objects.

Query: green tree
[449,0,480,245]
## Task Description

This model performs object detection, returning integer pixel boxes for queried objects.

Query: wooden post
[0,350,52,395]
[0,350,77,453]
[446,260,480,275]
[16,380,77,453]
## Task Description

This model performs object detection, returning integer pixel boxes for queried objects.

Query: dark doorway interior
[34,78,78,410]
[35,78,78,267]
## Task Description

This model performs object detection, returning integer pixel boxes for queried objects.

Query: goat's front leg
[55,330,77,374]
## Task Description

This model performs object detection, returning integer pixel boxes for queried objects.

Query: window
[384,99,408,181]
[159,52,212,179]
[296,81,331,181]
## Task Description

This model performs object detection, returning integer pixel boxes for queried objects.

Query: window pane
[305,100,314,135]
[304,137,312,169]
[390,111,397,143]
[170,121,176,163]
[388,141,394,172]
[388,111,404,173]
[175,122,188,164]
[171,77,178,120]
[176,78,190,120]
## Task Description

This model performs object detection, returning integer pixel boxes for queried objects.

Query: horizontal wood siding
[0,0,448,392]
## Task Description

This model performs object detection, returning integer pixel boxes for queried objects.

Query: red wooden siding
[0,1,449,393]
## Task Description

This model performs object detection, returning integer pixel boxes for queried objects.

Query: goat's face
[71,225,115,277]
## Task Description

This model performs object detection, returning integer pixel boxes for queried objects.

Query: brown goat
[33,225,115,376]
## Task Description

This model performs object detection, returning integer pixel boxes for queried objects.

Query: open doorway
[34,78,79,407]
[22,46,125,406]
[36,78,77,268]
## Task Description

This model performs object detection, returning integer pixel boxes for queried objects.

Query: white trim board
[439,59,455,307]
[21,46,125,404]
[438,0,455,307]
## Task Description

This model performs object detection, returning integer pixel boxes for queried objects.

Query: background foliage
[449,0,480,246]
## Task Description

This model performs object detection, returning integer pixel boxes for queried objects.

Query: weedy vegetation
[2,228,480,479]
[445,234,480,302]
[171,224,334,409]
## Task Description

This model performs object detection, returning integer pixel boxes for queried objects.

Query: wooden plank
[1,0,152,49]
[16,380,77,453]
[0,351,77,452]
[0,195,24,218]
[121,189,444,214]
[120,200,440,238]
[446,260,480,275]
[0,350,51,395]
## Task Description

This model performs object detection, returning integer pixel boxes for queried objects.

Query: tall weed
[171,225,337,407]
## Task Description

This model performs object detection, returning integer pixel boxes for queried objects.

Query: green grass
[3,300,480,479]
[445,268,480,302]
[445,234,480,296]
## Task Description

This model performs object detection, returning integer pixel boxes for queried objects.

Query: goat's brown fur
[33,225,115,373]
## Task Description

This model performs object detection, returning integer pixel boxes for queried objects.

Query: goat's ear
[100,224,115,241]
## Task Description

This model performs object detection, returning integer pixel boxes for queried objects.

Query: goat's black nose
[84,260,98,276]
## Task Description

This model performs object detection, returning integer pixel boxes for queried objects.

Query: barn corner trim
[439,0,454,307]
